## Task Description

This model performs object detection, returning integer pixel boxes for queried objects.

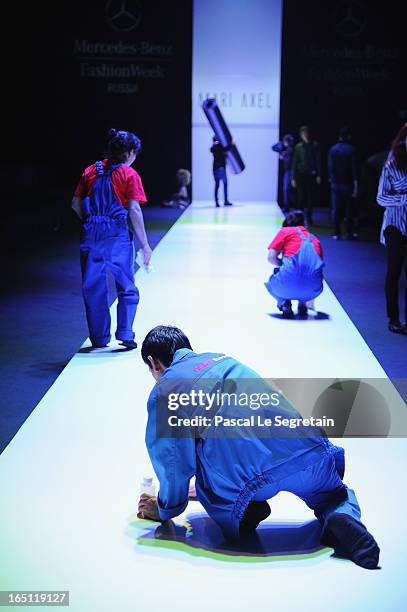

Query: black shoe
[215,202,220,207]
[298,304,308,318]
[280,300,294,319]
[224,201,233,206]
[240,501,271,534]
[323,513,380,570]
[388,322,407,335]
[119,340,138,350]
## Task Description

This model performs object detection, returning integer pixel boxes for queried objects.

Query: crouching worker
[137,325,380,570]
[265,210,324,318]
[72,128,152,349]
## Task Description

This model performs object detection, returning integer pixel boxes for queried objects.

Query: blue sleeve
[315,142,322,175]
[272,141,284,153]
[327,149,333,181]
[145,389,196,520]
[351,147,357,182]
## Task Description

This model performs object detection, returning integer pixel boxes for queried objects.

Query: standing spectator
[377,123,407,335]
[328,127,358,240]
[291,126,321,225]
[272,133,296,212]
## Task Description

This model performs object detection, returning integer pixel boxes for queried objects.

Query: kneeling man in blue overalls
[137,326,380,570]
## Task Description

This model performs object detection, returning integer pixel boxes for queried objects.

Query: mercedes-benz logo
[106,0,142,32]
[332,0,367,37]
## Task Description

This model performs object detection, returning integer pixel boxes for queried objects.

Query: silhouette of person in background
[210,136,233,207]
[272,134,296,212]
[291,126,321,225]
[328,127,358,240]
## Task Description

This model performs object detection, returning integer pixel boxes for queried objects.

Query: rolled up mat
[202,98,245,174]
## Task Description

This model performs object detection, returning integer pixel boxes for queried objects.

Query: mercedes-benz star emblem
[332,0,367,37]
[106,0,142,32]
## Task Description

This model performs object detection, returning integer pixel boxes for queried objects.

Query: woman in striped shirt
[377,123,407,334]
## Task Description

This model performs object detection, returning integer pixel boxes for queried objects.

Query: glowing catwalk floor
[0,201,406,611]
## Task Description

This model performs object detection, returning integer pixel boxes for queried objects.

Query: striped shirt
[377,157,407,244]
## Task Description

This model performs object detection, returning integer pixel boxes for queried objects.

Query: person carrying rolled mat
[264,210,324,319]
[71,128,152,349]
[137,325,380,570]
[210,136,234,207]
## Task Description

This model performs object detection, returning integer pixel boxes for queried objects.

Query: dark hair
[299,125,310,134]
[107,128,141,162]
[283,133,294,144]
[389,123,407,171]
[141,325,193,368]
[339,126,351,141]
[283,210,305,227]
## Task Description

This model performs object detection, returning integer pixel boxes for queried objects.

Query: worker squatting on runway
[71,129,152,349]
[137,325,380,570]
[265,210,324,319]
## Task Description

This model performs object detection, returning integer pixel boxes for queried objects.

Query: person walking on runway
[210,136,233,207]
[71,128,152,349]
[291,126,321,225]
[328,127,358,240]
[264,210,324,319]
[137,325,380,570]
[377,123,407,335]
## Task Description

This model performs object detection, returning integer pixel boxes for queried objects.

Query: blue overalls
[265,227,324,307]
[145,349,362,540]
[80,161,139,346]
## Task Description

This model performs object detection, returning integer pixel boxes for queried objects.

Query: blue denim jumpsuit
[265,227,324,306]
[80,161,139,346]
[146,349,361,540]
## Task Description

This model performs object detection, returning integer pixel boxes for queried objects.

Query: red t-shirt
[74,159,147,207]
[268,226,323,258]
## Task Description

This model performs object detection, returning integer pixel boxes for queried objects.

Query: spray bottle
[140,476,155,496]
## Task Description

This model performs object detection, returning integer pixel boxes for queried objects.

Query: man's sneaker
[323,513,380,570]
[298,304,308,319]
[119,340,138,350]
[215,202,220,207]
[224,201,233,206]
[280,300,294,319]
[240,501,271,533]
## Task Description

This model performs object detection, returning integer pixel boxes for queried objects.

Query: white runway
[0,201,406,611]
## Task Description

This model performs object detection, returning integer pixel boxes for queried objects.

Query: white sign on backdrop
[192,0,282,202]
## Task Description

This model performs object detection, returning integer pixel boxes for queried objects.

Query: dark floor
[314,210,407,385]
[1,204,406,454]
